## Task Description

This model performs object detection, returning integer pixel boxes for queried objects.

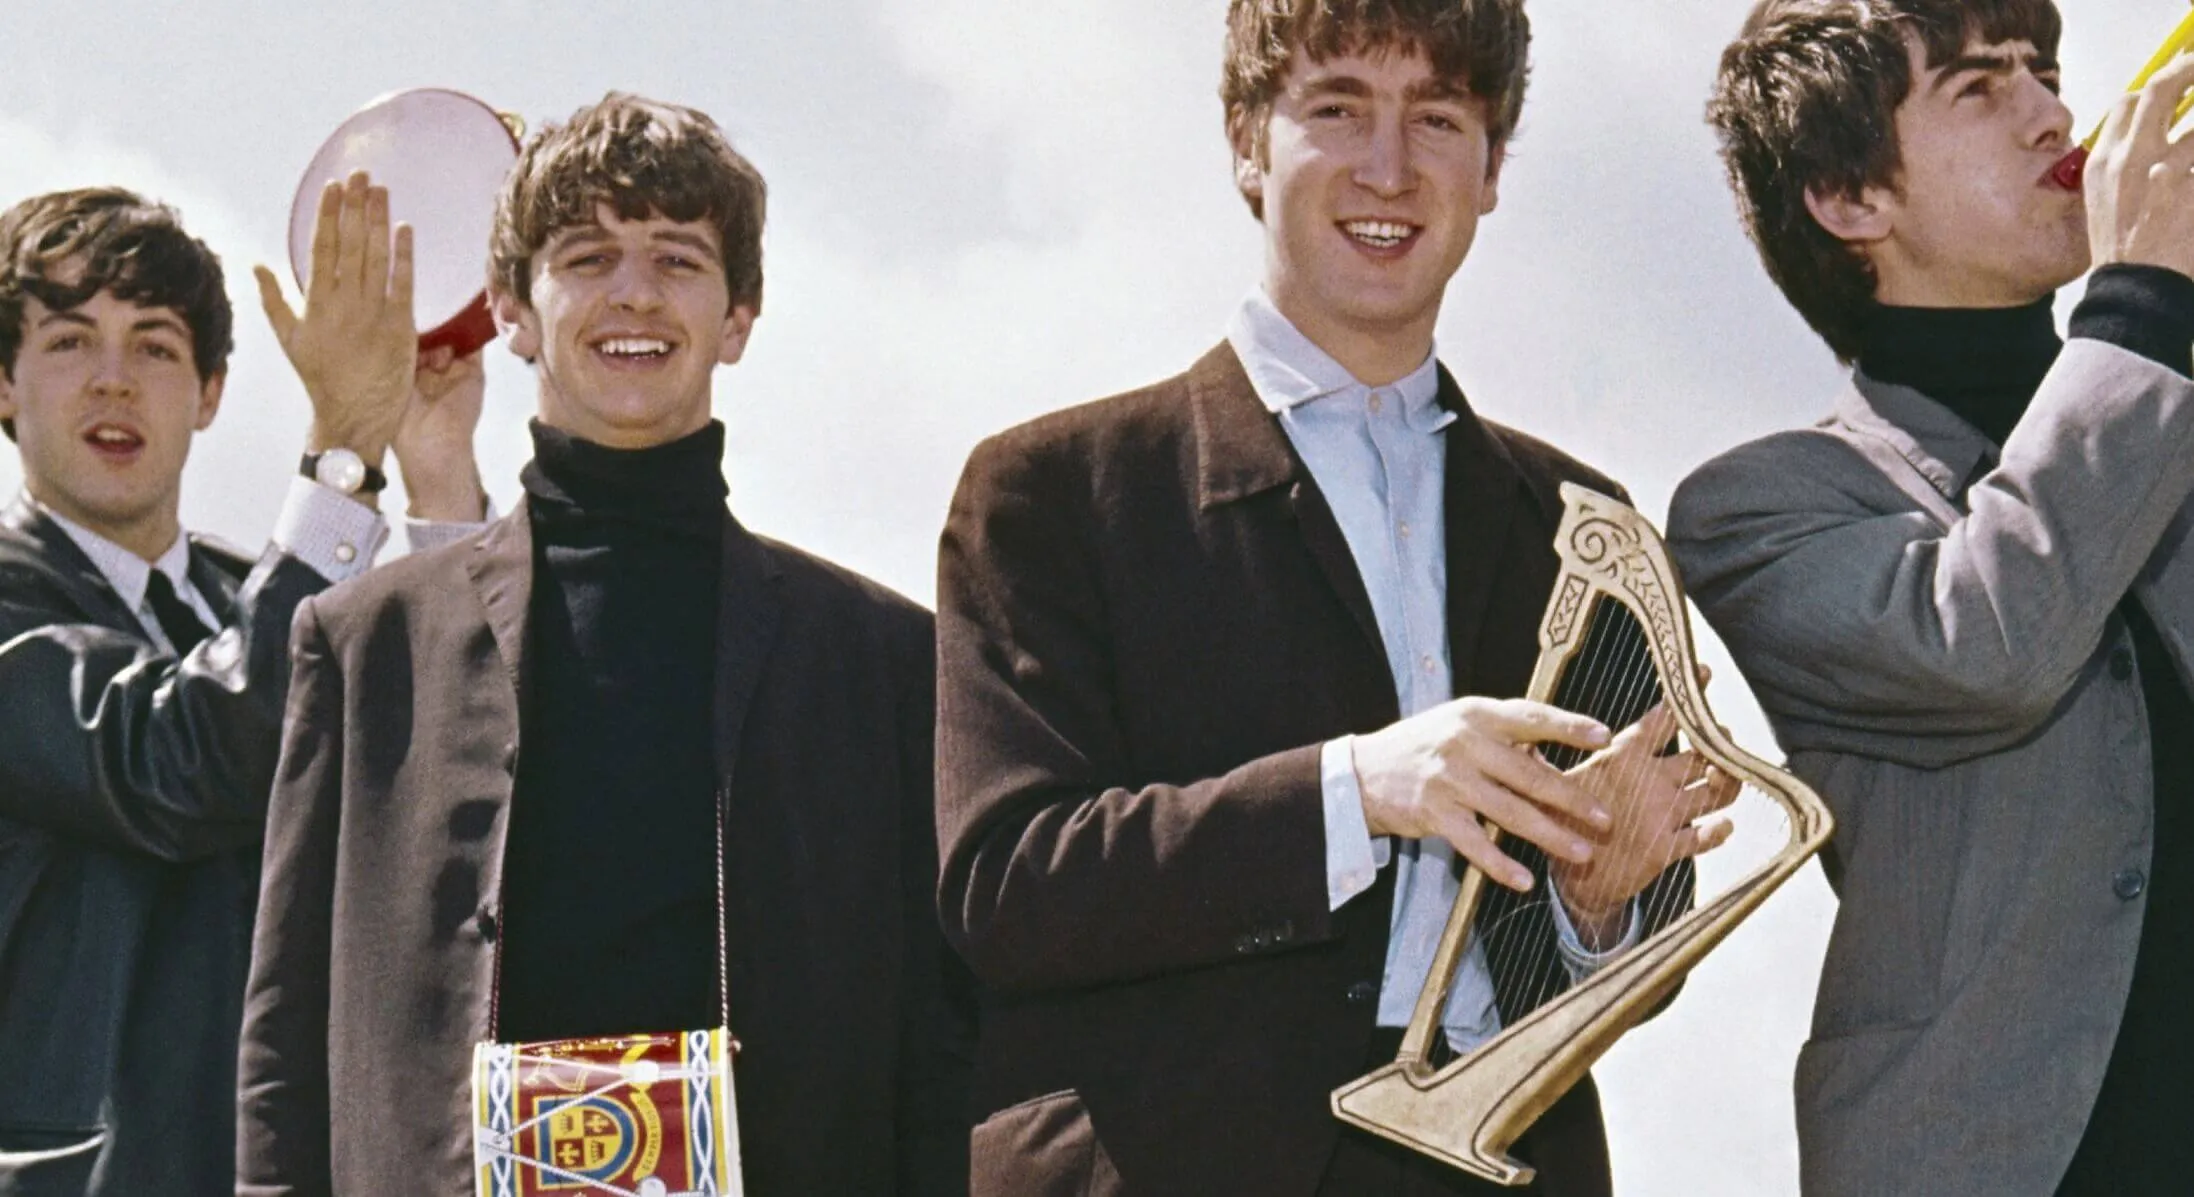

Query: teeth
[90,427,135,444]
[1344,220,1413,246]
[599,337,670,357]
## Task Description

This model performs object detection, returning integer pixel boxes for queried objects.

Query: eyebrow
[34,310,189,338]
[1932,48,2058,90]
[546,226,719,260]
[1294,73,1475,107]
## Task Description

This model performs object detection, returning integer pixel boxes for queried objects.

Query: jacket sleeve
[235,597,341,1197]
[891,611,976,1197]
[1667,339,2194,769]
[934,430,1332,997]
[0,545,326,860]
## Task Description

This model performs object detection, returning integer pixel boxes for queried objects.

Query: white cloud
[4,3,2185,1192]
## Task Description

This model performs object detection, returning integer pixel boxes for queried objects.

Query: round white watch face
[315,448,367,493]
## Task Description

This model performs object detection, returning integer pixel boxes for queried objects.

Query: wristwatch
[300,448,389,495]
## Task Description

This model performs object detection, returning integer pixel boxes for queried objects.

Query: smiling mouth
[1341,220,1420,252]
[83,423,145,458]
[593,336,675,361]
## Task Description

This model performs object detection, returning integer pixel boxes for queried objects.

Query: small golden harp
[1330,483,1833,1185]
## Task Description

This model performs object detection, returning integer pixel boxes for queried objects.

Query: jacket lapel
[0,496,143,631]
[1188,342,1386,667]
[1434,370,1533,699]
[466,500,537,702]
[712,513,784,783]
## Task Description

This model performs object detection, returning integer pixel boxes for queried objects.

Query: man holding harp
[1675,2,2194,1192]
[936,2,1735,1193]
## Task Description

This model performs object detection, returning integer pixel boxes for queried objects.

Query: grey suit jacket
[1666,339,2194,1196]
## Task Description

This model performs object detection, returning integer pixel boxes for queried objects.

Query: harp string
[1481,594,1734,1020]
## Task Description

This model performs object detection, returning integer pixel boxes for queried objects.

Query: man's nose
[2026,76,2075,150]
[88,346,137,399]
[607,258,666,310]
[1353,114,1417,197]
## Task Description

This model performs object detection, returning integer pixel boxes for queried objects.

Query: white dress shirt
[34,477,457,654]
[1224,290,1637,1051]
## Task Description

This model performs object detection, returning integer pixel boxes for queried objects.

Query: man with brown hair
[936,2,1733,1194]
[237,93,973,1195]
[1672,2,2194,1192]
[0,180,485,1196]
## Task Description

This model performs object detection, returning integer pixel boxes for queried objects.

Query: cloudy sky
[3,1,2178,1191]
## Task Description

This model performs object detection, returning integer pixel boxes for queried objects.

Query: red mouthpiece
[2052,147,2090,190]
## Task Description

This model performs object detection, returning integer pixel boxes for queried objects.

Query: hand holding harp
[1331,486,1834,1185]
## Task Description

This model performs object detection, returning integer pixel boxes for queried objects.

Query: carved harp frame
[1330,484,1835,1185]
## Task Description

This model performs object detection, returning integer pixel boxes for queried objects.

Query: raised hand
[254,171,415,467]
[2086,51,2194,278]
[392,345,488,522]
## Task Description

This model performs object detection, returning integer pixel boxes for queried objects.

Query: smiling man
[236,93,973,1196]
[1674,2,2194,1193]
[0,183,485,1197]
[933,3,1735,1195]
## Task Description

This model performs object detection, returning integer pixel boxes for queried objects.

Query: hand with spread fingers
[253,170,416,470]
[2086,50,2194,278]
[1353,695,1618,896]
[392,345,488,522]
[1549,697,1741,948]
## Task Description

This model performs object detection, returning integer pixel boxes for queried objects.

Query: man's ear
[1479,139,1508,216]
[1226,108,1267,211]
[1804,182,1893,245]
[192,371,225,432]
[716,304,758,367]
[492,286,541,362]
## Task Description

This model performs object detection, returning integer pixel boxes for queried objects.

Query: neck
[1264,289,1436,387]
[535,384,714,451]
[1870,255,2056,312]
[29,479,179,563]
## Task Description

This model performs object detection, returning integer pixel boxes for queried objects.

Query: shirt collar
[32,496,191,614]
[1225,289,1450,432]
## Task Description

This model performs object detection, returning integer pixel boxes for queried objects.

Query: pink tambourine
[288,88,522,357]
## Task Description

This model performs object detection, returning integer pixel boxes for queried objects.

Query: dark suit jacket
[936,344,1691,1197]
[0,497,326,1197]
[236,500,975,1197]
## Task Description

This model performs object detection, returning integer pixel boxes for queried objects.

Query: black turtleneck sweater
[496,420,727,1043]
[1859,265,2194,1196]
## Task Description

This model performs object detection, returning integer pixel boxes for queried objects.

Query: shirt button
[2110,647,2134,682]
[333,542,358,565]
[1368,393,1385,414]
[2114,868,2147,901]
[1421,655,1437,674]
[1397,521,1412,539]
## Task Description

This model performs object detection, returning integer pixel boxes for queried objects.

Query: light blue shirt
[1223,290,1635,1050]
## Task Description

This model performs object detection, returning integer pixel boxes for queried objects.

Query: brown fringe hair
[491,92,766,314]
[1707,0,2064,361]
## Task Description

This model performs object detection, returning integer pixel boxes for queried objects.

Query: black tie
[145,569,212,655]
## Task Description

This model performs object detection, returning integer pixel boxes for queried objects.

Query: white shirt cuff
[1546,874,1641,980]
[1323,736,1389,910]
[404,496,496,555]
[271,476,389,583]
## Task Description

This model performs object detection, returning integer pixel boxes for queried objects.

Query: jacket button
[2111,647,2135,682]
[1233,933,1260,955]
[2114,868,2147,901]
[1269,920,1296,946]
[475,907,501,940]
[1345,980,1379,1006]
